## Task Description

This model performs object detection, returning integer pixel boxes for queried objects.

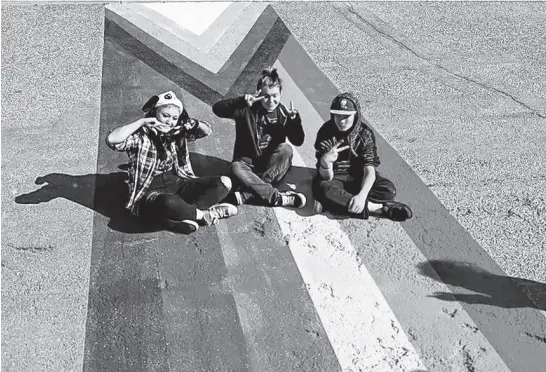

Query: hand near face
[245,89,266,107]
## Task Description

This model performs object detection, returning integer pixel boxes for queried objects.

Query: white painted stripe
[273,60,513,371]
[274,150,426,371]
[142,2,231,36]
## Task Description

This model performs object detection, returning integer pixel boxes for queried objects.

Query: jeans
[139,172,231,223]
[313,173,396,217]
[230,143,293,206]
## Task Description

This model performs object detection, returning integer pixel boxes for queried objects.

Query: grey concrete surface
[274,1,546,285]
[2,2,546,372]
[1,4,105,372]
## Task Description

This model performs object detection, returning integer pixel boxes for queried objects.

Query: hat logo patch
[340,99,348,109]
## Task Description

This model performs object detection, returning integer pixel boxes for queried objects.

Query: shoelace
[281,194,296,206]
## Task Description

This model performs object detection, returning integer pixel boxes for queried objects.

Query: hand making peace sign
[244,89,266,107]
[321,139,350,165]
[286,100,298,119]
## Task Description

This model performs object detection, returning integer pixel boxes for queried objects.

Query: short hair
[256,68,283,92]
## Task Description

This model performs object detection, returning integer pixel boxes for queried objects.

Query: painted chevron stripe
[82,3,546,372]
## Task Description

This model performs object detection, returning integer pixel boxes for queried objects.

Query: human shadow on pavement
[14,153,233,234]
[417,260,546,311]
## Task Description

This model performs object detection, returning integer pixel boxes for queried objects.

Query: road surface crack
[525,332,546,343]
[340,3,546,119]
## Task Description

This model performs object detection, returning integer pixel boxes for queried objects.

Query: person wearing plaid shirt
[106,91,238,234]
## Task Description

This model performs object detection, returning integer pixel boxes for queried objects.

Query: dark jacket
[314,92,380,180]
[212,96,305,162]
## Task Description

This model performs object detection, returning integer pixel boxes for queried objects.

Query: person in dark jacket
[313,92,413,221]
[212,68,307,208]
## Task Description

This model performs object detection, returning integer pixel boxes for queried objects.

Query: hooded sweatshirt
[314,92,380,181]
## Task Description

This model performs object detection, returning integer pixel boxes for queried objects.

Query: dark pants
[139,173,230,223]
[313,173,396,217]
[230,143,293,206]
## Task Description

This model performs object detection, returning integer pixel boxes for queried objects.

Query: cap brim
[330,110,356,115]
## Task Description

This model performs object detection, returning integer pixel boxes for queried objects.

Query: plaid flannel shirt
[107,120,211,215]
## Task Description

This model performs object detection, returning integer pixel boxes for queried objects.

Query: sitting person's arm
[281,102,305,146]
[181,118,212,142]
[212,96,248,119]
[347,130,381,214]
[315,135,349,181]
[106,118,153,150]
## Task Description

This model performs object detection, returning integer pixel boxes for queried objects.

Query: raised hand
[244,89,265,107]
[321,139,350,165]
[318,138,339,152]
[286,100,298,119]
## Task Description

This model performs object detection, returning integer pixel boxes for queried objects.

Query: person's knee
[276,143,293,159]
[230,161,247,178]
[219,176,232,191]
[313,178,332,198]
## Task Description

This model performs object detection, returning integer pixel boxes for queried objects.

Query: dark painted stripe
[278,34,546,372]
[100,22,342,370]
[83,38,170,372]
[104,6,279,95]
[226,16,291,97]
[178,85,342,372]
[84,39,251,372]
[103,7,289,108]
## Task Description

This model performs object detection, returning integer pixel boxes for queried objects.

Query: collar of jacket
[252,103,289,125]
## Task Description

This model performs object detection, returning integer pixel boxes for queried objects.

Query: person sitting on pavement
[106,90,238,234]
[313,92,413,221]
[212,68,307,208]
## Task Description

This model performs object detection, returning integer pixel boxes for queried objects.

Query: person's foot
[202,203,238,226]
[163,219,199,234]
[234,191,244,206]
[276,191,307,208]
[370,201,413,221]
[313,199,323,214]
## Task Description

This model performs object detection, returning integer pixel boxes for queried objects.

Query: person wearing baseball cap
[106,90,238,234]
[312,92,413,222]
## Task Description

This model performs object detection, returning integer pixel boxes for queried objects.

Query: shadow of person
[14,153,235,234]
[417,260,546,311]
[14,171,156,234]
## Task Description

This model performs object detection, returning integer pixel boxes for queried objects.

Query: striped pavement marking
[83,3,546,372]
[106,3,268,73]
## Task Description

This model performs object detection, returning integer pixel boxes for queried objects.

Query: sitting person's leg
[314,173,411,221]
[231,143,306,207]
[261,143,293,184]
[178,175,233,209]
[313,174,355,214]
[366,173,412,221]
[177,175,238,225]
[230,160,279,205]
[140,191,200,234]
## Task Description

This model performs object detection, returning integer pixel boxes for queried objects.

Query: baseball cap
[330,96,357,115]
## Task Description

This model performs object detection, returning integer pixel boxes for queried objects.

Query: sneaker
[313,199,323,214]
[202,203,238,226]
[163,219,199,234]
[277,191,307,208]
[370,201,413,222]
[234,191,244,206]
